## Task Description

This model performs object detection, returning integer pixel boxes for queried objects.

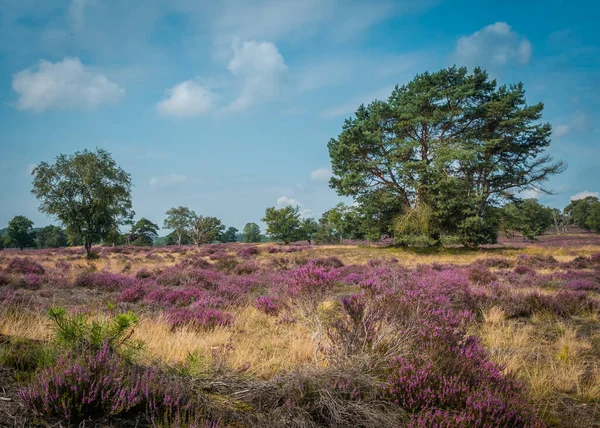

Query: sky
[0,0,599,233]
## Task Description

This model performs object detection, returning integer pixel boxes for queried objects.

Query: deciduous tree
[31,149,134,258]
[262,206,301,244]
[6,215,35,250]
[242,223,261,243]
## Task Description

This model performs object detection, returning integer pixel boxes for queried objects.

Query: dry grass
[133,306,315,377]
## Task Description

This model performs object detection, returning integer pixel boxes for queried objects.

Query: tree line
[4,66,597,257]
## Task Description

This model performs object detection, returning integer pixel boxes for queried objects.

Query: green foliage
[458,215,499,248]
[242,222,261,243]
[315,203,366,244]
[586,202,600,233]
[565,196,599,231]
[130,217,160,246]
[394,203,439,246]
[35,225,68,248]
[164,206,194,246]
[299,218,318,244]
[188,215,225,245]
[218,226,239,243]
[501,199,554,240]
[6,215,35,250]
[328,66,564,247]
[47,307,144,360]
[262,205,302,244]
[31,148,134,257]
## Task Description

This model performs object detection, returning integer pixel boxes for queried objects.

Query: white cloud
[571,190,599,201]
[553,124,570,138]
[277,195,302,207]
[519,188,541,199]
[310,168,332,182]
[553,112,588,139]
[455,22,532,68]
[12,57,123,112]
[149,174,187,191]
[224,40,287,112]
[157,80,215,117]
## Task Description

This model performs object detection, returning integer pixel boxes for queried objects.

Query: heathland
[1,234,600,427]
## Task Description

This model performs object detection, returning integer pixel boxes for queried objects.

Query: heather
[1,240,600,426]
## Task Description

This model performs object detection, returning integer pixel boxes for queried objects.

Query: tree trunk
[84,241,92,258]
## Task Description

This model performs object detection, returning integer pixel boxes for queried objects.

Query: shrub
[167,307,234,331]
[254,296,282,316]
[18,344,216,425]
[48,307,144,358]
[312,256,345,269]
[237,246,261,258]
[468,267,496,285]
[74,271,137,291]
[566,279,599,291]
[5,257,45,275]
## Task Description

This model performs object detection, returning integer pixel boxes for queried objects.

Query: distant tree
[328,67,565,247]
[242,223,261,243]
[163,206,194,246]
[299,218,318,244]
[314,203,365,244]
[218,226,239,243]
[36,225,68,248]
[6,215,35,250]
[551,208,570,234]
[586,202,600,233]
[564,196,599,232]
[187,215,224,245]
[164,231,192,246]
[103,226,125,246]
[31,149,134,258]
[262,206,302,244]
[501,199,553,241]
[130,218,160,246]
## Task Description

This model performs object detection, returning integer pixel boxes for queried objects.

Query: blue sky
[0,0,599,233]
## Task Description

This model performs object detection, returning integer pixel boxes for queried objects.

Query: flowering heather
[285,262,339,297]
[566,279,599,291]
[20,273,44,289]
[514,265,537,276]
[5,257,45,275]
[312,256,345,269]
[18,344,217,426]
[75,271,137,291]
[167,307,234,330]
[254,296,283,316]
[237,246,261,258]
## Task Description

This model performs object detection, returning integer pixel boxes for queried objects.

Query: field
[1,235,600,427]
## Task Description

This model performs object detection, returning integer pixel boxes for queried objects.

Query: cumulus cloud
[455,22,532,68]
[149,174,187,191]
[156,80,215,117]
[571,190,599,201]
[310,168,332,182]
[277,196,302,207]
[553,112,587,139]
[224,40,287,112]
[12,57,123,112]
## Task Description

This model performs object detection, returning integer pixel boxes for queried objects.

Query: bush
[74,271,137,291]
[5,257,45,275]
[18,344,216,425]
[48,307,144,358]
[254,296,283,316]
[167,307,234,331]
